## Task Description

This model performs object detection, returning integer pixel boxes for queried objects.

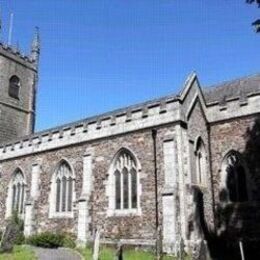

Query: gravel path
[33,247,82,260]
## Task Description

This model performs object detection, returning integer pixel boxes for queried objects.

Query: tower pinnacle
[31,26,40,66]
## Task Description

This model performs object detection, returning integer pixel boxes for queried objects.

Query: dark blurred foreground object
[115,243,123,260]
[246,0,260,32]
[252,19,260,32]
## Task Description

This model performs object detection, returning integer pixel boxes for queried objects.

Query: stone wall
[0,124,179,246]
[186,99,215,241]
[209,114,260,240]
[0,48,37,144]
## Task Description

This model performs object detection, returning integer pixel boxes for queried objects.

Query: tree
[246,0,260,32]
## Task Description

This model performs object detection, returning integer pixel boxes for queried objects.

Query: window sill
[107,208,141,217]
[190,183,208,189]
[49,212,74,219]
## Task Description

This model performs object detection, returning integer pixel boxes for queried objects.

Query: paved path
[33,247,82,260]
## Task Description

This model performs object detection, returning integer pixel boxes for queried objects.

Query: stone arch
[106,147,142,216]
[6,167,27,218]
[220,150,249,203]
[194,137,207,186]
[9,75,21,99]
[49,159,76,218]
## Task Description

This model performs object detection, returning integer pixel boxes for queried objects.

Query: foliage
[246,0,260,32]
[62,233,76,249]
[26,232,75,249]
[10,211,25,245]
[0,245,36,260]
[77,246,191,260]
[246,0,260,6]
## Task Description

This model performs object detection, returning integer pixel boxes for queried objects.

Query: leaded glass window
[113,150,138,210]
[55,161,74,213]
[11,169,26,214]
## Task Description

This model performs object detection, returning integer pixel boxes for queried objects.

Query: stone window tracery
[55,162,73,213]
[49,160,75,218]
[223,152,248,202]
[107,148,141,216]
[114,152,137,210]
[8,169,26,216]
[9,75,20,99]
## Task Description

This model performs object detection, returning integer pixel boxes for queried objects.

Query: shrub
[62,234,76,249]
[26,232,76,249]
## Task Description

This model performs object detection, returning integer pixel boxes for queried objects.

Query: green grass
[78,246,191,260]
[0,245,36,260]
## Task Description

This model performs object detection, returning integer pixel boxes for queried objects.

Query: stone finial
[31,27,40,66]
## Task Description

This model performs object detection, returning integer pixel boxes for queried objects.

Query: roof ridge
[204,72,260,92]
[1,91,177,144]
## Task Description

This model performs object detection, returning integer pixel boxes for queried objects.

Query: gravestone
[192,240,211,260]
[114,242,123,260]
[0,221,20,252]
[93,228,101,260]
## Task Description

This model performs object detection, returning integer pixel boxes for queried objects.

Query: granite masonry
[0,28,260,256]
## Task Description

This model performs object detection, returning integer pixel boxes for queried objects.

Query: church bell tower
[0,26,40,144]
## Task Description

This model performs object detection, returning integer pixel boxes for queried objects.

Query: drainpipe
[152,129,159,229]
[152,129,161,259]
[207,123,217,233]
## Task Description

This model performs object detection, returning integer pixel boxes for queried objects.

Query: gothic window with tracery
[225,152,248,202]
[9,75,20,99]
[55,161,74,213]
[114,150,138,210]
[11,169,26,214]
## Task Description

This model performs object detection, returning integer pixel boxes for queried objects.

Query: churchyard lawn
[0,245,37,260]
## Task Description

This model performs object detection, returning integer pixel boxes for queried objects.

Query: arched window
[195,138,207,186]
[10,169,26,214]
[107,148,140,215]
[49,160,75,217]
[55,161,73,213]
[223,152,248,202]
[9,75,20,99]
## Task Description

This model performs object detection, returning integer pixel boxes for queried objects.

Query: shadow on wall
[192,116,260,260]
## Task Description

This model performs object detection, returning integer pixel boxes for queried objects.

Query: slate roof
[203,74,260,105]
[25,73,260,135]
[2,73,260,146]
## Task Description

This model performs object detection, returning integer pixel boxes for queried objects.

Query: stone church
[0,27,260,256]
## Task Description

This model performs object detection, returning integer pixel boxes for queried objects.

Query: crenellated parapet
[0,42,37,70]
[1,73,260,161]
[0,96,180,160]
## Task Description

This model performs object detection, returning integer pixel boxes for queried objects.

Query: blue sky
[0,0,259,131]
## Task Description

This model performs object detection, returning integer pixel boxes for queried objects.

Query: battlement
[0,95,180,160]
[0,42,36,70]
[0,73,260,161]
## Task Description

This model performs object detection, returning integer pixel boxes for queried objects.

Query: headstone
[114,242,123,260]
[177,236,185,260]
[93,228,101,260]
[192,240,211,260]
[0,221,20,252]
[155,226,162,260]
